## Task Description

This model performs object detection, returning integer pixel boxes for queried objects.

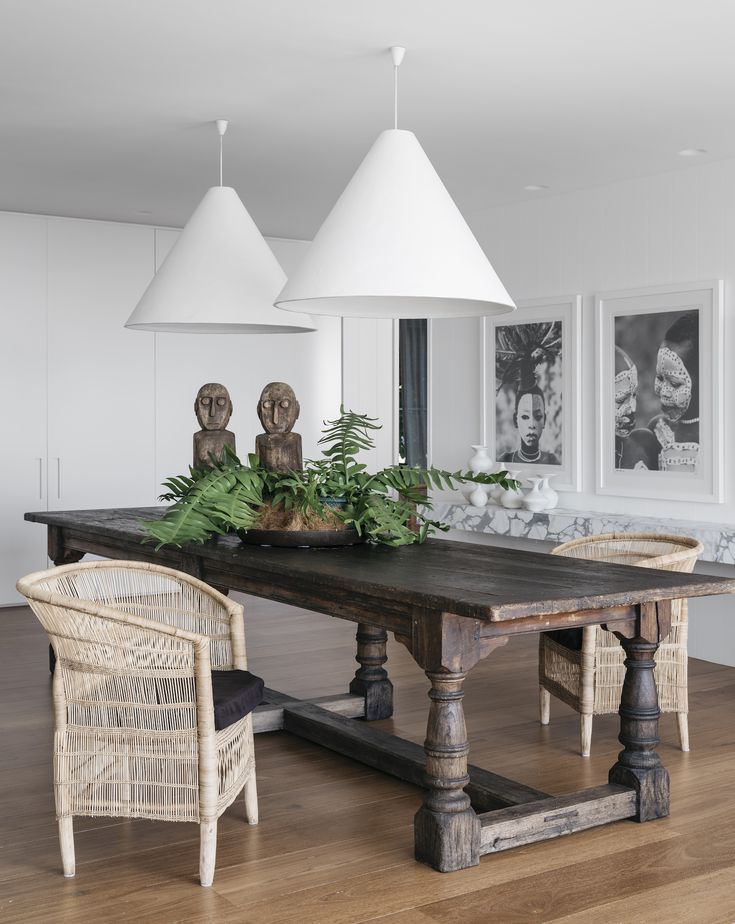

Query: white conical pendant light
[276,47,516,320]
[126,120,316,333]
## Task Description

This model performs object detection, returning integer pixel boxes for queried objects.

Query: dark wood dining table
[25,506,735,873]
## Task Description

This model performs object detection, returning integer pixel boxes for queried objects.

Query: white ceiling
[2,0,735,239]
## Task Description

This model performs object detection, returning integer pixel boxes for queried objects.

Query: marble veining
[431,502,735,565]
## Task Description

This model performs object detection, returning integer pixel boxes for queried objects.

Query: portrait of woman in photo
[499,382,560,465]
[495,320,563,466]
[649,311,700,473]
[614,346,659,470]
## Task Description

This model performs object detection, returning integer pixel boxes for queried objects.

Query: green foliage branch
[145,409,517,549]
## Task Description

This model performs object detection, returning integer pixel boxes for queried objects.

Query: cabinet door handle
[36,458,44,500]
[55,457,61,500]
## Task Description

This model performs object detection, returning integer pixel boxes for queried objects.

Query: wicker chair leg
[244,773,259,825]
[677,712,690,752]
[580,714,593,757]
[58,816,75,878]
[199,821,218,887]
[539,687,551,725]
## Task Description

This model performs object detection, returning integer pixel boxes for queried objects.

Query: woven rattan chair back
[539,532,703,756]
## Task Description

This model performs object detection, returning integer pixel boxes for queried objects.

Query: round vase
[468,445,493,475]
[522,476,547,512]
[499,470,524,509]
[461,483,476,503]
[539,473,559,510]
[468,485,488,508]
[488,478,505,504]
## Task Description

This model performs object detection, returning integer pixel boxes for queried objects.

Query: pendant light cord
[390,47,405,130]
[394,63,399,129]
[215,119,228,187]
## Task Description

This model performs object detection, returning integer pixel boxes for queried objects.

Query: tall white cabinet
[0,213,343,606]
[0,214,49,602]
[46,219,156,509]
[0,215,158,604]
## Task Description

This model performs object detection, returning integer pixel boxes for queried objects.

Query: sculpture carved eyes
[200,396,228,410]
[262,399,291,410]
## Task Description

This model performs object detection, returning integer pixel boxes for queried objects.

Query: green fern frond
[145,506,225,550]
[145,406,520,551]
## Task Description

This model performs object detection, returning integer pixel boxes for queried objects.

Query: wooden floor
[2,596,735,923]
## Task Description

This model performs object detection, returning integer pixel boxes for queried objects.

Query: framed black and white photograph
[596,281,723,502]
[483,295,581,491]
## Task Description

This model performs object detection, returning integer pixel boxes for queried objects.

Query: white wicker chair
[17,560,260,887]
[539,533,703,757]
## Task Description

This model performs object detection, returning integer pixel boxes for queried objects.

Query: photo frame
[596,281,723,502]
[483,295,581,492]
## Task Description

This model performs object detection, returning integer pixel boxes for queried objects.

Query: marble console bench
[430,502,735,566]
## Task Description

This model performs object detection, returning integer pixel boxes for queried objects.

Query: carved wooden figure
[193,383,236,468]
[255,382,302,473]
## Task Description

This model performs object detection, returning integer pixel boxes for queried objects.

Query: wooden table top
[25,507,735,624]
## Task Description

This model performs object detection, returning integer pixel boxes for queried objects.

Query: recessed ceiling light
[135,210,153,215]
[678,148,708,157]
[524,184,549,191]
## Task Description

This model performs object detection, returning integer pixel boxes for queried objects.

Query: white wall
[341,319,398,470]
[431,157,735,665]
[432,158,735,519]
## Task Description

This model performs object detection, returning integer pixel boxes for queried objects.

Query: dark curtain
[399,319,428,468]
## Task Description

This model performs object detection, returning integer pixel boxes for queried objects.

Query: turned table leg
[349,622,394,720]
[608,634,669,821]
[414,670,480,872]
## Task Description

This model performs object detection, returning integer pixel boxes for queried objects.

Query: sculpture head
[195,383,233,431]
[257,381,300,434]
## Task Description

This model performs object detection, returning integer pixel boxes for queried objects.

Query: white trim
[392,319,400,464]
[480,316,488,448]
[426,319,434,467]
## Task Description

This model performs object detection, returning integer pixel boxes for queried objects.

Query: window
[398,319,428,468]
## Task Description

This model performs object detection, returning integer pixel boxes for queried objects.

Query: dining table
[25,506,735,873]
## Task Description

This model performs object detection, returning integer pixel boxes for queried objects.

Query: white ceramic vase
[499,470,524,509]
[539,473,559,510]
[522,476,547,512]
[468,445,493,475]
[468,484,488,508]
[487,477,505,504]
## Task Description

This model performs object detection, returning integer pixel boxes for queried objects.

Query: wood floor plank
[222,825,680,923]
[2,594,735,922]
[358,911,437,924]
[414,831,735,923]
[551,868,735,923]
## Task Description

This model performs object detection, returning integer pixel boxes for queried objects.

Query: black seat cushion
[211,670,264,731]
[544,628,584,651]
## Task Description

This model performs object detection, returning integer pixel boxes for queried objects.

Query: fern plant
[145,408,516,549]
